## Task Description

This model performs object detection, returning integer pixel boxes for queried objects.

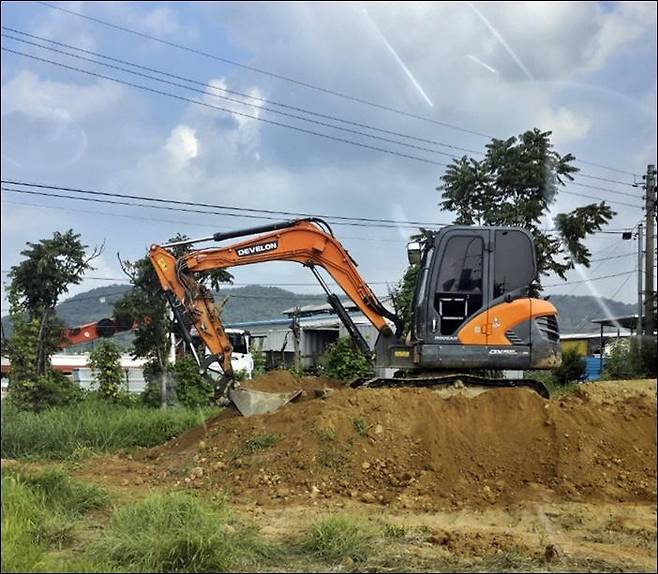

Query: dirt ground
[74,375,658,572]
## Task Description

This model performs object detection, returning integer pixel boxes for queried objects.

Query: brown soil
[86,376,657,512]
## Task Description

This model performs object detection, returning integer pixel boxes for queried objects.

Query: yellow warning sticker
[394,350,410,358]
[157,258,168,271]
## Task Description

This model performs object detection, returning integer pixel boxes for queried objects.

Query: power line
[558,188,641,210]
[0,269,395,287]
[0,185,444,230]
[1,46,639,211]
[0,199,408,243]
[2,28,639,192]
[609,271,635,300]
[1,181,636,235]
[589,252,635,263]
[1,46,450,169]
[31,0,641,178]
[544,270,635,289]
[32,0,491,139]
[0,28,480,158]
[1,180,448,228]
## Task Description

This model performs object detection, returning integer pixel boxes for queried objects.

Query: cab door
[420,228,491,367]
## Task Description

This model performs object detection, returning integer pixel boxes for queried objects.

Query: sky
[1,1,656,317]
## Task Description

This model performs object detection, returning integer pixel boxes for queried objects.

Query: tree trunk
[36,308,50,377]
[157,349,167,409]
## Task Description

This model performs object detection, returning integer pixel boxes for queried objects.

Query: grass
[2,467,271,573]
[301,515,379,564]
[1,467,110,573]
[1,396,217,460]
[315,427,352,470]
[244,434,280,453]
[352,417,368,436]
[92,492,270,573]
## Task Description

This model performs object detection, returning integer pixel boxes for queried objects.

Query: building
[230,299,395,370]
[1,353,147,394]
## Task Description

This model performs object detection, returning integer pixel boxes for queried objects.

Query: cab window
[493,230,534,298]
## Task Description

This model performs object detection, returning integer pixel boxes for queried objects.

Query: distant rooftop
[591,314,639,330]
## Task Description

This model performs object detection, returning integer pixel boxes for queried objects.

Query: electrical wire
[2,29,641,193]
[1,46,450,169]
[1,179,449,228]
[30,0,642,178]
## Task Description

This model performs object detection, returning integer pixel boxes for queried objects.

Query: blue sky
[1,1,656,314]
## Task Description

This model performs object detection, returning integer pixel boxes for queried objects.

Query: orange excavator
[149,218,561,416]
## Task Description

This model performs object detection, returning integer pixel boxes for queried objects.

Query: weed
[315,427,351,470]
[244,434,280,453]
[1,468,110,573]
[302,515,377,564]
[352,417,368,436]
[92,491,269,572]
[1,396,217,460]
[20,467,109,516]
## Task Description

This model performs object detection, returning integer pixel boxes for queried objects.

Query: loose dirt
[93,376,656,512]
[69,377,656,571]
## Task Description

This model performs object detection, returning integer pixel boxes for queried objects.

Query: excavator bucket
[228,387,303,417]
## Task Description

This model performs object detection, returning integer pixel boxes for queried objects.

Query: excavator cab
[375,226,560,375]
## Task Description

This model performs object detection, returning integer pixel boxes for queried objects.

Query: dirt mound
[240,371,343,398]
[137,378,657,510]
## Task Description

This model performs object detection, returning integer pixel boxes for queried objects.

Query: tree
[391,129,616,333]
[114,234,232,405]
[438,129,615,284]
[5,230,101,410]
[88,340,124,400]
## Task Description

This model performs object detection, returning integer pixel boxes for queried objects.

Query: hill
[2,285,635,348]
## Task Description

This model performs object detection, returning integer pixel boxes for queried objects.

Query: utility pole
[637,223,643,337]
[644,164,656,337]
[291,306,301,373]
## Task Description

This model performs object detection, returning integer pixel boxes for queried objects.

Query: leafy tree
[88,340,124,400]
[439,129,615,284]
[392,129,615,332]
[115,234,233,405]
[7,230,102,376]
[5,230,101,410]
[321,337,373,381]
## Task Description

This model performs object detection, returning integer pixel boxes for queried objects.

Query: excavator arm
[149,219,399,393]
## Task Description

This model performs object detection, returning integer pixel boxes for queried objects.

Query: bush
[551,348,586,385]
[1,395,216,460]
[320,337,372,381]
[88,341,125,400]
[603,337,657,380]
[9,370,82,413]
[169,358,214,408]
[92,492,268,573]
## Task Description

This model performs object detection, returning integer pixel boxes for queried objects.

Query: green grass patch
[244,434,279,453]
[314,426,353,470]
[301,515,378,564]
[1,396,217,460]
[1,468,110,573]
[92,491,270,572]
[351,417,368,436]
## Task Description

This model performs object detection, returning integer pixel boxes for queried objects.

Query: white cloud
[164,125,199,170]
[537,106,592,146]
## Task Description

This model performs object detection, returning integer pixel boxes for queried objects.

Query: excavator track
[350,373,550,399]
